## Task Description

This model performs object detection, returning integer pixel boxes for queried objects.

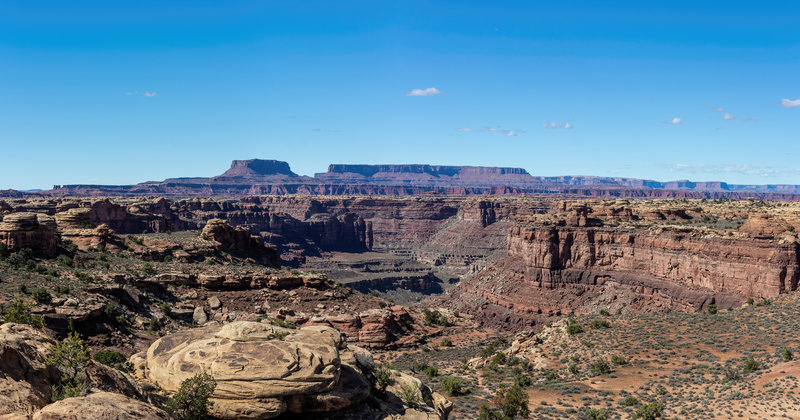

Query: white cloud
[709,105,756,122]
[667,163,800,178]
[543,121,573,129]
[405,87,443,97]
[662,117,681,125]
[780,98,800,108]
[143,91,157,97]
[457,126,523,137]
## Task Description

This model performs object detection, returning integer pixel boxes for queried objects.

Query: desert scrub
[440,338,453,347]
[589,359,611,376]
[579,408,609,420]
[422,308,449,326]
[372,364,394,394]
[493,383,529,419]
[590,319,611,329]
[610,354,628,366]
[742,357,760,372]
[440,376,465,396]
[165,372,217,420]
[632,402,664,419]
[567,322,584,335]
[707,303,717,314]
[398,382,420,405]
[32,287,52,305]
[46,331,91,401]
[272,318,296,329]
[622,395,640,406]
[3,298,44,328]
[93,349,130,372]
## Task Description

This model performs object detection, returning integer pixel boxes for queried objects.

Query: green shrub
[568,361,580,374]
[140,263,156,276]
[165,372,217,420]
[53,285,70,295]
[422,365,439,378]
[32,288,52,305]
[580,408,609,420]
[567,323,584,335]
[3,298,44,328]
[45,331,91,401]
[622,395,640,406]
[422,308,448,326]
[148,317,162,332]
[515,372,533,387]
[544,370,560,381]
[161,302,173,317]
[272,318,296,329]
[440,376,465,396]
[783,348,793,362]
[590,319,611,329]
[491,352,507,366]
[93,349,130,371]
[755,299,772,307]
[632,402,665,420]
[56,255,73,268]
[478,406,502,420]
[440,338,453,347]
[589,359,611,376]
[610,354,628,366]
[599,309,610,316]
[494,384,529,419]
[372,364,393,393]
[0,242,8,259]
[398,382,420,405]
[743,357,760,372]
[707,303,718,314]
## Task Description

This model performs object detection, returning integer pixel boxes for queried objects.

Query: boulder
[133,321,370,419]
[192,307,208,325]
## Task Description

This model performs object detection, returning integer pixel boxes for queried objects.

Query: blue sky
[1,0,798,189]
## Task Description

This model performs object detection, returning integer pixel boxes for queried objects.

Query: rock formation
[0,212,58,256]
[201,219,280,266]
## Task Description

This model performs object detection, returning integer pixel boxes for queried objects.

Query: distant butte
[7,158,800,200]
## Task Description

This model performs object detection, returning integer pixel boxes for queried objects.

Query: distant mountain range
[4,159,800,200]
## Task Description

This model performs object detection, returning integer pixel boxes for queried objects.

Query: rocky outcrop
[0,323,146,418]
[32,392,169,420]
[0,212,58,256]
[201,219,280,266]
[132,322,369,419]
[322,306,417,349]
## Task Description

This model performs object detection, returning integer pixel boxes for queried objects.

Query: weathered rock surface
[32,392,169,420]
[133,321,370,419]
[201,219,280,266]
[0,212,58,256]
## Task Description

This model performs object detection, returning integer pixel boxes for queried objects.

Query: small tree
[45,331,91,401]
[372,364,393,394]
[589,359,611,376]
[743,357,760,372]
[567,323,584,335]
[94,349,129,372]
[707,303,718,314]
[165,372,217,420]
[783,348,793,362]
[580,408,609,420]
[493,384,529,419]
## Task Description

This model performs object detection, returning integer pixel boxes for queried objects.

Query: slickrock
[32,392,169,420]
[132,321,370,419]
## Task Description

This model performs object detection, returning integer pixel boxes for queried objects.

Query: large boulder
[133,321,370,419]
[0,212,58,256]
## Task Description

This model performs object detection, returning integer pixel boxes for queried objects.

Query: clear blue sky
[1,0,798,189]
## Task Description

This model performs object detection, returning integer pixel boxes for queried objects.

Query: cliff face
[507,226,799,299]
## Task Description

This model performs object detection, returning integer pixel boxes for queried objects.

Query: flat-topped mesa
[317,164,534,186]
[217,159,298,178]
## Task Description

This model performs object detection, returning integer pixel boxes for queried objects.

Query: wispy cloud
[662,117,682,125]
[667,163,800,178]
[543,121,572,129]
[780,98,800,108]
[709,105,756,122]
[457,126,523,137]
[125,90,157,97]
[405,87,443,97]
